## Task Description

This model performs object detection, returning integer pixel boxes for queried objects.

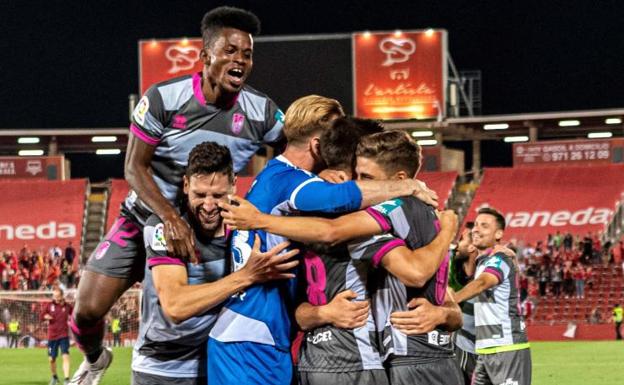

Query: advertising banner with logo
[139,38,203,94]
[353,30,447,120]
[418,171,458,209]
[0,179,87,251]
[513,138,624,167]
[464,166,624,244]
[0,156,65,180]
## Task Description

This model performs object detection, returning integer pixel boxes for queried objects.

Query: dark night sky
[2,0,623,129]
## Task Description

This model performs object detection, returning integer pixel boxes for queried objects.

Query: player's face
[202,28,253,94]
[355,157,391,181]
[52,290,63,303]
[184,173,233,233]
[456,228,474,257]
[472,214,503,250]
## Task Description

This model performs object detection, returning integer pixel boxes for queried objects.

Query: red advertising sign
[0,156,65,180]
[464,166,624,244]
[139,38,204,94]
[513,138,624,167]
[0,179,87,251]
[353,30,447,120]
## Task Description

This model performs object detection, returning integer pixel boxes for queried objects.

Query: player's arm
[454,272,500,303]
[380,211,458,287]
[294,290,369,331]
[153,235,299,324]
[220,196,382,245]
[390,288,462,335]
[42,304,52,321]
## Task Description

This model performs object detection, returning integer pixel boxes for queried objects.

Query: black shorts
[48,337,70,359]
[85,215,145,282]
[455,345,477,384]
[297,369,388,385]
[388,357,464,385]
[132,371,206,385]
[472,348,532,385]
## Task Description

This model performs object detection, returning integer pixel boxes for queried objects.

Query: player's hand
[437,210,459,234]
[162,213,196,263]
[322,290,370,329]
[241,235,299,283]
[318,169,349,183]
[492,244,516,257]
[390,298,444,335]
[412,180,439,208]
[219,195,261,231]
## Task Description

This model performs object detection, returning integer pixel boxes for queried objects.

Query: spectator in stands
[553,231,563,250]
[0,255,9,290]
[585,267,595,291]
[537,264,550,296]
[563,232,573,251]
[527,277,539,299]
[573,263,586,299]
[8,316,20,348]
[563,263,575,298]
[613,304,623,340]
[49,244,63,260]
[43,287,73,385]
[519,274,529,302]
[550,264,563,297]
[64,242,75,266]
[582,233,593,264]
[588,306,603,324]
[612,241,623,267]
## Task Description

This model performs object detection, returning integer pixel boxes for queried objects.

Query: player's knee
[73,299,107,325]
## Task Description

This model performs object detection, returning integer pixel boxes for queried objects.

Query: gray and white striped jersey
[474,252,528,352]
[124,72,284,223]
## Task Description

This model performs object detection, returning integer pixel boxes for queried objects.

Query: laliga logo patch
[379,37,416,67]
[274,109,285,123]
[133,96,149,126]
[231,113,245,135]
[232,230,252,271]
[165,45,201,74]
[151,223,167,251]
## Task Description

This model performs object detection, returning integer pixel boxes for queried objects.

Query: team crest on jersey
[373,198,403,215]
[151,223,167,251]
[231,113,245,135]
[133,96,149,126]
[232,230,252,271]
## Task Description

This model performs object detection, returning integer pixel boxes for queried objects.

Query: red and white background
[0,179,87,250]
[464,166,624,244]
[0,156,65,180]
[139,38,203,94]
[352,30,447,120]
[513,138,624,167]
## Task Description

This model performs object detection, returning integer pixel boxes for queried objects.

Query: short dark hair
[201,6,261,47]
[477,207,506,230]
[356,130,422,177]
[320,117,384,171]
[464,221,475,241]
[186,141,234,183]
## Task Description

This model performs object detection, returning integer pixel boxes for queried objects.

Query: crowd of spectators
[0,242,79,291]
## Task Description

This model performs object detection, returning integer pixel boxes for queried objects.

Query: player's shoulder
[240,84,273,102]
[370,198,405,216]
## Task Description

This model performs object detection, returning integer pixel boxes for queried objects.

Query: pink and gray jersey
[362,196,454,364]
[297,232,404,373]
[125,72,284,223]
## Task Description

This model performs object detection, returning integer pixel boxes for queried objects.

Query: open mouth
[227,68,244,85]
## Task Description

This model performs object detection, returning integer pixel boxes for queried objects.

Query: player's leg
[389,359,463,385]
[60,337,71,383]
[49,339,59,385]
[299,370,387,385]
[455,346,477,384]
[471,355,493,385]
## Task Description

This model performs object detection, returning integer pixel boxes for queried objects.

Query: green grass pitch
[0,342,623,384]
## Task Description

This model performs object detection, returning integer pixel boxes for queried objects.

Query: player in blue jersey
[132,142,298,385]
[69,7,284,385]
[207,96,439,385]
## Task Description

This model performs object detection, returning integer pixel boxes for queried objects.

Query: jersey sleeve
[348,234,406,268]
[143,216,185,269]
[288,174,362,214]
[130,86,167,146]
[261,98,285,145]
[481,253,511,284]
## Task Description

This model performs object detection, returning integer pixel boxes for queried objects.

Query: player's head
[283,95,345,169]
[184,142,235,233]
[200,6,260,94]
[456,221,477,258]
[472,207,506,250]
[52,287,64,303]
[355,130,421,181]
[320,117,384,178]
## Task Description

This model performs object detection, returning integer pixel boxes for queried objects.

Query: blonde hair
[283,95,345,145]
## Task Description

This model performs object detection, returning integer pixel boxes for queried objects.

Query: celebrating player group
[68,6,532,385]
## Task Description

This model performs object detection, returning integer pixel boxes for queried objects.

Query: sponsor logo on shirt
[275,109,285,123]
[307,330,332,344]
[231,113,245,135]
[427,330,451,346]
[232,230,252,271]
[151,223,167,251]
[499,379,519,385]
[134,96,149,126]
[373,199,403,215]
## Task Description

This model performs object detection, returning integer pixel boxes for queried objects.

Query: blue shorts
[48,337,70,359]
[207,339,292,385]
